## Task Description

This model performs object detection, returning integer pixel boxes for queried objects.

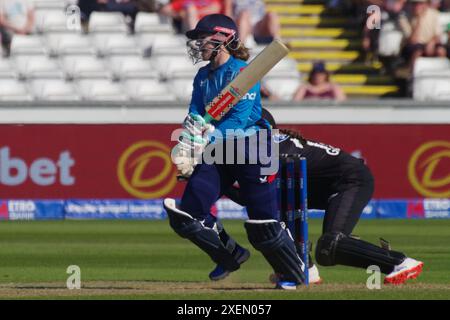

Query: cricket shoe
[275,281,297,290]
[384,257,424,285]
[209,246,250,281]
[270,264,322,285]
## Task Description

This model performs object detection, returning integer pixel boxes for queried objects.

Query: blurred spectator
[0,0,35,56]
[78,0,98,23]
[398,0,447,72]
[98,0,139,19]
[260,84,280,101]
[78,0,139,31]
[230,0,280,45]
[446,23,450,59]
[363,0,407,61]
[429,0,442,9]
[133,0,161,12]
[159,0,222,32]
[292,62,347,102]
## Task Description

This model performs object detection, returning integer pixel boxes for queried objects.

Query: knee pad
[315,232,343,266]
[315,232,407,274]
[245,220,305,284]
[164,198,240,271]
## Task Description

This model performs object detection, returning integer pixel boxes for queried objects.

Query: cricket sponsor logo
[208,91,235,119]
[117,140,177,199]
[0,147,75,187]
[408,140,450,198]
[423,198,450,218]
[242,92,256,100]
[7,200,36,220]
[306,141,340,156]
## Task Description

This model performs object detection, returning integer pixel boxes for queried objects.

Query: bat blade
[204,39,290,122]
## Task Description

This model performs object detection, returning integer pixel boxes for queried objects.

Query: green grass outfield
[0,219,449,300]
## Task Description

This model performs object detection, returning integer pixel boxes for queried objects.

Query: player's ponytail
[229,41,250,61]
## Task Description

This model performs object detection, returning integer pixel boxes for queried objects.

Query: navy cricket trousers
[180,133,279,222]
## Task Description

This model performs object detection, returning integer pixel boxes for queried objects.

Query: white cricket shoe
[384,257,424,285]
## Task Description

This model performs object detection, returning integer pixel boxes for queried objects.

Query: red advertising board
[0,124,448,199]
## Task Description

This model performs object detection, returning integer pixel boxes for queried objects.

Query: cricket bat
[176,40,290,180]
[203,39,290,123]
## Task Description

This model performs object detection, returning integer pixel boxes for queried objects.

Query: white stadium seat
[264,78,301,101]
[10,35,46,56]
[46,34,95,56]
[413,58,450,100]
[0,60,18,79]
[169,78,194,101]
[88,12,128,33]
[413,57,450,77]
[108,56,158,80]
[15,56,64,79]
[134,12,173,34]
[0,80,33,101]
[264,57,301,79]
[35,10,79,33]
[30,0,66,9]
[77,80,128,101]
[124,80,177,101]
[413,72,450,101]
[30,80,81,101]
[154,56,203,80]
[62,56,112,80]
[94,33,140,56]
[139,34,187,56]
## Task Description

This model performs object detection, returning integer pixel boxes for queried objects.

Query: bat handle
[177,175,188,182]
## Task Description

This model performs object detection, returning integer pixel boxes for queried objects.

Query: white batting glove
[172,145,197,178]
[183,113,215,137]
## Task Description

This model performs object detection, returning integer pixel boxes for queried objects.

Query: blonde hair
[229,41,250,61]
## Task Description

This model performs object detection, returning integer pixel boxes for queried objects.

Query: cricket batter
[226,109,424,285]
[164,14,306,290]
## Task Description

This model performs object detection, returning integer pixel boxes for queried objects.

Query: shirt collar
[209,55,234,72]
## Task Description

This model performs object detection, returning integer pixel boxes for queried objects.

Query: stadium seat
[413,57,450,77]
[0,60,18,79]
[413,72,450,101]
[0,80,33,101]
[264,57,301,79]
[134,12,173,34]
[93,33,140,56]
[30,79,81,101]
[15,56,64,79]
[154,56,201,80]
[264,78,301,101]
[169,78,194,101]
[62,56,112,80]
[139,34,187,57]
[77,80,128,101]
[46,34,95,56]
[124,80,177,101]
[35,9,79,33]
[10,35,46,56]
[108,56,158,80]
[31,0,67,9]
[88,12,128,33]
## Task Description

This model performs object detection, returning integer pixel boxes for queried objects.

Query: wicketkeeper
[225,109,424,285]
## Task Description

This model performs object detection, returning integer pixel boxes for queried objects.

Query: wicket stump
[276,154,309,285]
